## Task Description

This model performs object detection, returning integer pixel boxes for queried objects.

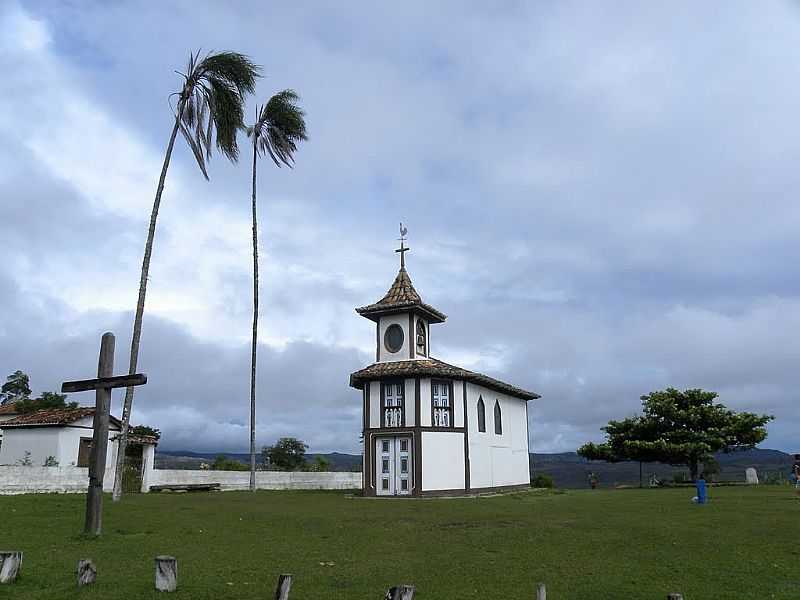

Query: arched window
[494,400,502,435]
[416,319,427,356]
[477,397,486,432]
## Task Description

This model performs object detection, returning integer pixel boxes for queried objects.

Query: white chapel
[350,231,540,497]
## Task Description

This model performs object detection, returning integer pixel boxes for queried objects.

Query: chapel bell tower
[355,224,446,363]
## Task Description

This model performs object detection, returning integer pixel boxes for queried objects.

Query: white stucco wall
[0,467,360,495]
[403,378,415,426]
[419,378,432,426]
[0,428,62,466]
[377,313,412,362]
[148,470,362,491]
[466,383,530,489]
[422,431,465,491]
[368,381,381,428]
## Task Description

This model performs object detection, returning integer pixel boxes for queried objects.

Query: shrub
[532,474,555,488]
[42,456,59,467]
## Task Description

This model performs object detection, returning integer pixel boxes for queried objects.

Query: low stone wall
[0,466,115,495]
[148,469,362,491]
[0,465,362,494]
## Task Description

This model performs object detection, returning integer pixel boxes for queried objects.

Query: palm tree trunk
[249,138,258,492]
[112,102,185,502]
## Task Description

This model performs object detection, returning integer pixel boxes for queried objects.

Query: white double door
[376,436,412,496]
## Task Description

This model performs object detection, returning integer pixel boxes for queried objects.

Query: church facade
[350,239,539,497]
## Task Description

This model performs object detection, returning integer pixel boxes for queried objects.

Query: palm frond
[250,89,308,168]
[175,50,261,174]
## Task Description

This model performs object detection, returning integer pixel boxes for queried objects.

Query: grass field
[2,486,797,599]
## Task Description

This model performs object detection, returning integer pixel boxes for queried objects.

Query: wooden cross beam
[60,332,147,536]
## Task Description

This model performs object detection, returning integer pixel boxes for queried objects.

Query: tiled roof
[2,407,123,429]
[0,402,19,416]
[356,267,446,323]
[350,357,540,401]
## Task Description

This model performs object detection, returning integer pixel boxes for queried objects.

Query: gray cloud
[1,1,797,453]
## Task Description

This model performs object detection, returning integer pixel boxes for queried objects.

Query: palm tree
[246,90,307,491]
[112,51,260,502]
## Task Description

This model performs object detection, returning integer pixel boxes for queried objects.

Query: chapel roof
[1,407,123,429]
[355,267,447,323]
[349,357,540,401]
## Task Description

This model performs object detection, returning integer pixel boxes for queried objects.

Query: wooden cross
[60,332,147,536]
[395,222,410,269]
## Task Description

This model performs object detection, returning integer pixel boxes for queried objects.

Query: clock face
[384,324,404,353]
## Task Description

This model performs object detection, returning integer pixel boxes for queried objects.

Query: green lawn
[2,486,797,599]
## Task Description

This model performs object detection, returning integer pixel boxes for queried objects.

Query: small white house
[0,402,20,448]
[350,242,540,497]
[0,407,157,489]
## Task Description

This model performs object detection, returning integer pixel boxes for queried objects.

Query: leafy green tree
[16,392,78,414]
[211,455,249,471]
[113,51,260,502]
[130,425,161,439]
[305,455,331,472]
[578,388,772,480]
[262,437,308,471]
[245,90,307,491]
[0,370,31,404]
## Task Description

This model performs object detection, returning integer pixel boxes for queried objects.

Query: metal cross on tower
[395,222,410,269]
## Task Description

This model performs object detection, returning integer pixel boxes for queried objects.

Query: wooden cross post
[61,332,147,536]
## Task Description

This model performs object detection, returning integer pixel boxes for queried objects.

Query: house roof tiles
[2,407,123,429]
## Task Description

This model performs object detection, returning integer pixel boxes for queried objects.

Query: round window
[384,324,404,353]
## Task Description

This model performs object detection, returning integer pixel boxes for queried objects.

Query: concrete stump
[536,583,547,600]
[154,556,177,592]
[745,467,759,485]
[385,585,415,600]
[77,559,96,587]
[0,552,22,583]
[274,574,292,599]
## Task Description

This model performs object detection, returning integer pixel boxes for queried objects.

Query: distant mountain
[156,450,360,471]
[156,448,795,488]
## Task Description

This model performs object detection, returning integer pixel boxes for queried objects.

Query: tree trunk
[0,552,22,584]
[639,461,643,488]
[77,559,96,587]
[154,556,177,592]
[113,101,185,503]
[249,138,259,492]
[689,458,699,482]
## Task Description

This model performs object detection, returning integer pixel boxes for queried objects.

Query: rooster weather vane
[396,222,409,268]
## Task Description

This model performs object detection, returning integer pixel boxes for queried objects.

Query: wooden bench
[149,483,221,493]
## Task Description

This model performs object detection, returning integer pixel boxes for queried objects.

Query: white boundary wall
[0,466,362,494]
[149,469,362,491]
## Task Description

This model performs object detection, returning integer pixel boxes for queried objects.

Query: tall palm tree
[112,51,260,502]
[246,90,307,491]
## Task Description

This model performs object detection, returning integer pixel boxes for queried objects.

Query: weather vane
[396,222,409,269]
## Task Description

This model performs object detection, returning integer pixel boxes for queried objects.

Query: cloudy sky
[1,1,798,454]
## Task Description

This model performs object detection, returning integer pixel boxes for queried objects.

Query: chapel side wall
[58,416,120,470]
[421,431,465,491]
[467,383,530,488]
[0,429,61,466]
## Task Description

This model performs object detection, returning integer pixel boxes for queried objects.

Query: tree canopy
[262,437,308,471]
[16,391,78,414]
[0,370,31,404]
[577,388,773,480]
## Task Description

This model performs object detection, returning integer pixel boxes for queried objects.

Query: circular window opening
[384,324,404,353]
